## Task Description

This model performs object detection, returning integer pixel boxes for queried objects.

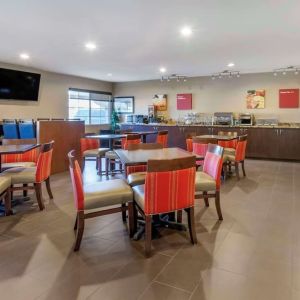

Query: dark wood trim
[147,156,196,172]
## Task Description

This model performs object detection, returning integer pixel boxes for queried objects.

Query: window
[114,96,134,114]
[68,89,112,124]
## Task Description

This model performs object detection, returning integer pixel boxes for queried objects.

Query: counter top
[121,123,300,129]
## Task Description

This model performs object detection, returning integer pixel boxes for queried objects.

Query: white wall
[113,72,300,122]
[0,62,112,120]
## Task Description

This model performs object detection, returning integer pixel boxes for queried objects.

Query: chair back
[235,135,247,161]
[144,157,196,215]
[217,131,238,149]
[203,144,224,190]
[1,139,39,163]
[156,131,168,148]
[3,119,19,139]
[68,150,84,211]
[18,120,36,139]
[186,138,193,152]
[192,137,217,157]
[122,134,141,150]
[36,141,54,182]
[80,138,100,155]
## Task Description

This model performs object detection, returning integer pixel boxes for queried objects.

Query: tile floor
[0,159,299,300]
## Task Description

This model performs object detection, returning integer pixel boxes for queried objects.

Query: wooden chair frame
[68,150,134,251]
[0,189,11,216]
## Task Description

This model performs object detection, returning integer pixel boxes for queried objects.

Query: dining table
[115,147,196,240]
[130,131,159,143]
[0,144,40,172]
[195,134,237,141]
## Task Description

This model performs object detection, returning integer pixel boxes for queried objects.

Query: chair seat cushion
[2,167,36,184]
[223,154,236,162]
[2,162,36,169]
[84,179,132,210]
[127,172,146,187]
[195,171,216,192]
[83,148,110,157]
[132,184,145,211]
[0,175,11,194]
[105,151,119,160]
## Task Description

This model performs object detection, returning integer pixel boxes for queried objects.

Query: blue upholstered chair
[18,120,36,139]
[3,119,19,139]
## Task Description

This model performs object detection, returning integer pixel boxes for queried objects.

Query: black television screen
[0,68,41,101]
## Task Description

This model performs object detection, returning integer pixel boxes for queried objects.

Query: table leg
[142,135,147,143]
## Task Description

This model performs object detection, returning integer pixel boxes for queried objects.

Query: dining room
[1,1,300,300]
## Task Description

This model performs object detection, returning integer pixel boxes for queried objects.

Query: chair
[1,139,39,170]
[192,137,217,169]
[132,156,197,257]
[105,134,141,176]
[18,120,36,139]
[126,143,163,187]
[80,138,109,174]
[2,141,55,211]
[0,176,12,215]
[156,130,168,147]
[195,144,224,220]
[3,119,19,139]
[68,150,133,251]
[217,131,238,152]
[186,138,193,152]
[223,135,247,180]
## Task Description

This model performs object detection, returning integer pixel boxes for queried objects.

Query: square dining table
[0,144,40,172]
[195,134,237,141]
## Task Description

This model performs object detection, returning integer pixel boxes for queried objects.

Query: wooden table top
[85,134,126,139]
[195,135,237,141]
[115,147,196,166]
[0,144,39,155]
[131,131,158,135]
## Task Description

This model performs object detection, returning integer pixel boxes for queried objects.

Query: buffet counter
[120,123,300,160]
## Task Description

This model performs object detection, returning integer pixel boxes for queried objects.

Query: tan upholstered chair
[0,176,12,215]
[126,143,163,187]
[68,150,134,251]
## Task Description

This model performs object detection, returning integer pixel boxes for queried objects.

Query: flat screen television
[0,68,41,101]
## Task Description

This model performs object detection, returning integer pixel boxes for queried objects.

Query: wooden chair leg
[73,214,78,230]
[96,157,99,170]
[34,182,45,210]
[145,215,152,257]
[203,191,209,207]
[45,177,54,199]
[186,207,197,244]
[215,191,223,221]
[235,162,240,180]
[74,211,85,251]
[105,158,109,177]
[128,202,135,238]
[23,184,28,197]
[121,203,127,222]
[177,210,183,223]
[241,161,246,177]
[98,157,102,175]
[4,191,12,216]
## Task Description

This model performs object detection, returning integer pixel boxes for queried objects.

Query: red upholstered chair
[132,156,197,257]
[3,141,55,211]
[126,143,163,187]
[192,137,217,169]
[223,135,247,180]
[122,134,142,150]
[217,131,238,153]
[186,138,193,152]
[156,131,168,148]
[195,144,224,220]
[68,150,133,251]
[80,138,109,173]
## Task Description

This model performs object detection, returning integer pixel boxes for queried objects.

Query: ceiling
[1,0,300,82]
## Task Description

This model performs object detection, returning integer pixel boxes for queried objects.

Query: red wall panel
[279,89,299,108]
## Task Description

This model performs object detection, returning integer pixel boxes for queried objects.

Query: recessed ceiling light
[160,67,166,73]
[227,62,235,67]
[20,53,30,60]
[85,42,97,50]
[107,73,112,76]
[180,26,193,37]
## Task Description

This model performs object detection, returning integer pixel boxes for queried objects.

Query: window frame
[113,96,135,114]
[68,88,112,125]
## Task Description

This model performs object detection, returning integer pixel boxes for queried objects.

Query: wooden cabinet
[120,124,300,161]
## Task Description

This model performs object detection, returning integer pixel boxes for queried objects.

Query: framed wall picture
[177,93,192,110]
[113,96,134,114]
[279,89,299,108]
[246,90,265,109]
[153,94,167,111]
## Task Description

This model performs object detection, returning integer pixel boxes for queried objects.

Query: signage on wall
[177,93,192,110]
[279,89,299,108]
[246,90,265,109]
